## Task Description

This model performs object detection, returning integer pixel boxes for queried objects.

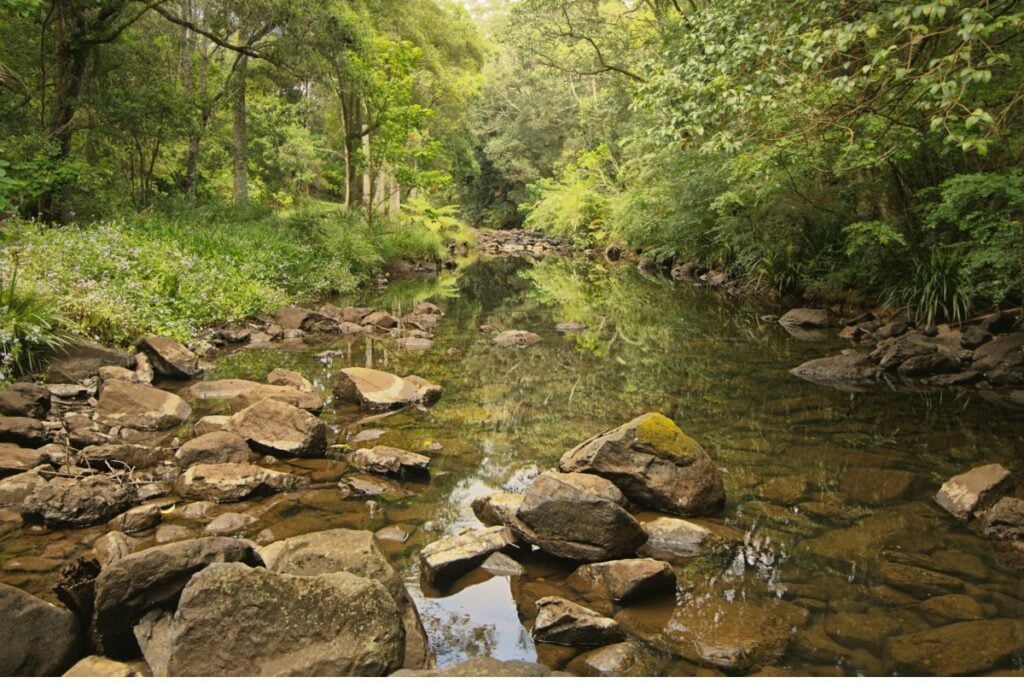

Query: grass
[0,200,448,355]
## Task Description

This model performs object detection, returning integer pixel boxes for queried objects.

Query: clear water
[1,255,1022,675]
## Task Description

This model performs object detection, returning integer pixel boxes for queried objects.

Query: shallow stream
[3,255,1023,675]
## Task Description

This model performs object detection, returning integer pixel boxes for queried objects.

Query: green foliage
[0,255,69,383]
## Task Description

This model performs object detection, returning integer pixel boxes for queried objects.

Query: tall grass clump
[0,256,69,383]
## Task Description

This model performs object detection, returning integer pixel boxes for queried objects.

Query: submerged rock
[21,474,133,528]
[227,398,327,457]
[96,380,191,431]
[260,528,431,669]
[0,583,83,676]
[515,471,646,562]
[175,462,299,502]
[637,516,737,562]
[134,563,404,676]
[136,336,200,379]
[493,330,542,347]
[982,497,1024,540]
[790,352,880,389]
[91,537,264,659]
[560,413,725,516]
[532,596,626,647]
[934,463,1012,521]
[886,619,1024,676]
[419,526,515,585]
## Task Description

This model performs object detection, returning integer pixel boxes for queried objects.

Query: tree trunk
[232,55,248,209]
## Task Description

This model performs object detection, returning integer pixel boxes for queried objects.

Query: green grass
[0,201,446,350]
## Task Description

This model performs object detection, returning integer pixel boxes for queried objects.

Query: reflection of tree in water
[418,606,500,667]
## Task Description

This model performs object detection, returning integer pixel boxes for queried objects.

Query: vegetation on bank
[463,0,1024,324]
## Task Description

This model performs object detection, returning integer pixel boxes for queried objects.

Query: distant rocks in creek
[779,308,833,329]
[477,229,574,257]
[790,308,1024,395]
[493,329,543,347]
[347,446,431,480]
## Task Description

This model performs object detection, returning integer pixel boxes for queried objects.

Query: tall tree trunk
[232,55,248,208]
[41,1,90,223]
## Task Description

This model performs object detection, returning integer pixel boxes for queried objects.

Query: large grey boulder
[0,583,83,676]
[91,537,263,659]
[133,563,404,676]
[560,413,725,516]
[261,528,431,669]
[516,471,647,562]
[227,398,327,457]
[175,462,299,502]
[136,336,200,379]
[96,380,191,431]
[21,474,133,528]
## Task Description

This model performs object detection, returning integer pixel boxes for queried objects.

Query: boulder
[348,446,431,480]
[532,596,626,647]
[109,504,163,534]
[261,528,431,669]
[471,491,526,528]
[21,475,133,528]
[78,443,172,470]
[567,642,652,677]
[934,463,1012,520]
[637,516,737,563]
[493,330,542,347]
[228,384,324,414]
[96,380,191,431]
[567,558,676,606]
[0,583,83,676]
[175,463,299,502]
[175,430,256,468]
[397,337,432,351]
[779,308,831,328]
[982,497,1024,540]
[93,531,134,566]
[886,619,1024,676]
[267,368,313,393]
[480,552,525,577]
[362,311,399,329]
[133,563,404,676]
[970,332,1024,373]
[555,321,587,333]
[0,383,50,418]
[91,537,264,658]
[62,656,149,677]
[332,367,423,412]
[193,415,231,435]
[404,375,443,405]
[276,306,339,333]
[46,340,133,384]
[790,352,881,389]
[204,512,257,535]
[99,365,142,384]
[560,413,725,516]
[227,398,327,457]
[515,471,647,562]
[875,320,909,339]
[0,466,49,507]
[183,378,262,401]
[896,352,962,377]
[136,336,200,379]
[0,444,50,475]
[0,416,51,447]
[419,526,515,585]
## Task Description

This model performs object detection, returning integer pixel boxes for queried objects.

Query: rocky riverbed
[1,255,1022,676]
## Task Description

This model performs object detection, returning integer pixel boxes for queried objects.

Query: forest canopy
[1,0,1023,380]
